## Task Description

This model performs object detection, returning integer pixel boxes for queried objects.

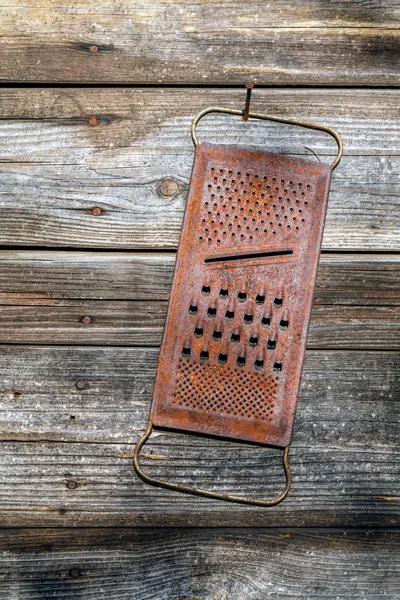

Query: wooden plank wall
[0,1,399,598]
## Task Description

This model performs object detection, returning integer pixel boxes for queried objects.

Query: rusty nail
[75,380,87,390]
[81,316,92,325]
[89,45,99,53]
[88,116,100,127]
[243,82,254,121]
[66,480,78,490]
[70,567,81,578]
[91,207,102,216]
[159,178,179,197]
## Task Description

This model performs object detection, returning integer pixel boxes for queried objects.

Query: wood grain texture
[0,528,399,600]
[0,252,399,348]
[0,346,398,526]
[0,88,399,250]
[0,1,399,84]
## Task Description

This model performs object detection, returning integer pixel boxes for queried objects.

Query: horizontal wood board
[0,346,398,526]
[0,88,399,250]
[0,528,399,599]
[0,252,398,348]
[0,1,399,84]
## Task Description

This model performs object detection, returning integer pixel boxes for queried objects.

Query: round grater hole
[267,339,276,350]
[188,304,198,315]
[237,355,246,367]
[194,326,203,338]
[243,314,253,324]
[273,361,283,372]
[212,329,222,340]
[279,319,289,330]
[202,285,211,295]
[238,291,246,302]
[207,306,217,317]
[218,353,228,365]
[200,350,209,362]
[231,332,240,343]
[225,310,234,321]
[181,346,191,358]
[249,335,258,347]
[256,294,265,304]
[274,298,283,307]
[261,316,270,327]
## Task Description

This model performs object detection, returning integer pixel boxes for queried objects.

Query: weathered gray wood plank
[0,438,398,527]
[0,528,399,599]
[0,252,398,347]
[0,88,398,250]
[0,2,398,84]
[1,251,398,303]
[0,347,398,526]
[1,300,399,350]
[1,346,397,445]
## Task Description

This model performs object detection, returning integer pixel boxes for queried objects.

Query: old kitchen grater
[134,90,343,506]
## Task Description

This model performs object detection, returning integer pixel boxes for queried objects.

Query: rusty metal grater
[134,91,343,506]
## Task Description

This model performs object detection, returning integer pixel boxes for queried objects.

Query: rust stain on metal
[150,143,332,448]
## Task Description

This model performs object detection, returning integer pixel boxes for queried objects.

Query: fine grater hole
[261,316,271,327]
[188,304,198,315]
[273,361,283,372]
[200,350,209,362]
[219,288,229,298]
[201,164,310,245]
[171,358,278,420]
[279,319,289,330]
[207,306,217,317]
[267,339,276,350]
[218,353,228,365]
[256,294,265,304]
[237,291,247,302]
[236,355,246,367]
[212,329,222,340]
[243,313,253,324]
[249,335,258,347]
[254,358,264,371]
[194,326,203,338]
[274,297,283,307]
[231,332,240,343]
[225,310,234,321]
[181,346,191,358]
[201,285,211,296]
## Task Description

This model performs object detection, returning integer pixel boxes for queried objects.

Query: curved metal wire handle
[191,107,343,170]
[133,420,291,506]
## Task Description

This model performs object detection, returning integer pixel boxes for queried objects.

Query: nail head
[88,116,100,127]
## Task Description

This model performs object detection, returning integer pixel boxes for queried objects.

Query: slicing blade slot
[204,249,293,264]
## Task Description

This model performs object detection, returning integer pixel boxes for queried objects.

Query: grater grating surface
[150,142,332,448]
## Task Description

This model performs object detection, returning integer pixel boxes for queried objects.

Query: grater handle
[191,106,343,170]
[133,420,291,507]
